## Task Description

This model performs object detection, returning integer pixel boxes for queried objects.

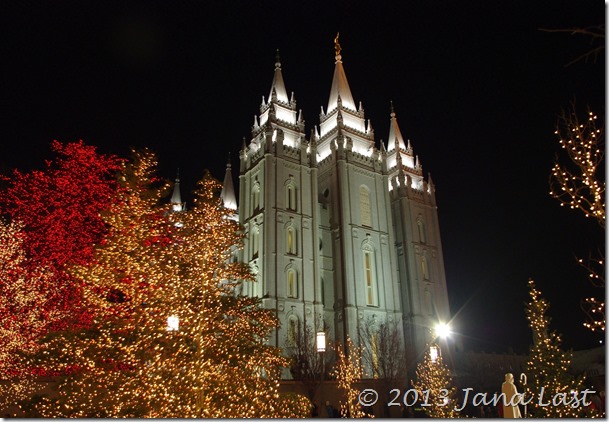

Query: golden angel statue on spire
[334,32,341,57]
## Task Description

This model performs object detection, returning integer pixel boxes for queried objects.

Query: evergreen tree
[19,159,308,417]
[33,149,177,417]
[412,344,458,418]
[0,220,56,412]
[0,141,121,415]
[146,172,309,418]
[524,279,587,417]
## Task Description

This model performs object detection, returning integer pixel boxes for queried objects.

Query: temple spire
[387,102,407,152]
[268,49,289,103]
[171,169,184,212]
[327,34,356,112]
[221,155,238,211]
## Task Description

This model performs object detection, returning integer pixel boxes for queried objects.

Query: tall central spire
[269,50,289,103]
[317,34,372,159]
[327,33,356,113]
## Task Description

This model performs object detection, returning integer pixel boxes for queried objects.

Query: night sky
[0,1,604,354]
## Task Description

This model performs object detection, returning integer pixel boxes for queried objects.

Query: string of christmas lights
[524,279,590,418]
[549,106,605,334]
[0,220,59,410]
[20,151,309,417]
[333,337,368,418]
[412,343,458,418]
[549,106,605,227]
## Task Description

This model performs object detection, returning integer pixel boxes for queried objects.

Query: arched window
[287,315,299,346]
[286,226,297,255]
[321,277,326,306]
[362,244,378,306]
[360,186,372,227]
[286,182,297,211]
[417,218,426,244]
[287,268,298,298]
[251,182,261,213]
[251,226,259,258]
[421,253,430,281]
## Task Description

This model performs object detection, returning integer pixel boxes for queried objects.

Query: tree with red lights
[0,141,121,415]
[32,149,178,417]
[31,163,308,417]
[0,140,122,332]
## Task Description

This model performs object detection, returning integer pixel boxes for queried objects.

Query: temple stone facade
[222,43,451,377]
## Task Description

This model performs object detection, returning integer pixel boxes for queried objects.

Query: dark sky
[0,1,605,354]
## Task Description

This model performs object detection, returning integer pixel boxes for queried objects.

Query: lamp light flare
[434,322,451,339]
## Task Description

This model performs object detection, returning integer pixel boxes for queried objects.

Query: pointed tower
[386,103,419,184]
[238,52,322,374]
[253,50,302,149]
[317,34,374,161]
[170,170,185,212]
[315,36,404,357]
[235,42,452,381]
[386,104,451,361]
[221,155,238,220]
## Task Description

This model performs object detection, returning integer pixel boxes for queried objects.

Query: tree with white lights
[524,279,587,418]
[549,104,605,334]
[333,337,367,418]
[412,343,458,418]
[33,149,178,417]
[0,220,58,413]
[146,172,309,418]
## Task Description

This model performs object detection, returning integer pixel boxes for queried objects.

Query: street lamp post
[317,331,326,382]
[430,344,440,364]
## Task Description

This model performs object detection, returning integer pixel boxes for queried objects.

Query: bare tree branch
[577,250,605,333]
[286,323,334,400]
[540,25,605,66]
[549,103,605,228]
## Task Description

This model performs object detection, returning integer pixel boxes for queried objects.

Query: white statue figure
[502,373,522,418]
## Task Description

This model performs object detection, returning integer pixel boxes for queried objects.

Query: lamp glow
[316,331,326,352]
[430,344,440,363]
[435,322,451,339]
[167,315,179,331]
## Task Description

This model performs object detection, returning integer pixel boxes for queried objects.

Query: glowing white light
[167,315,179,331]
[435,322,451,339]
[316,331,326,352]
[430,344,440,363]
[275,107,296,125]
